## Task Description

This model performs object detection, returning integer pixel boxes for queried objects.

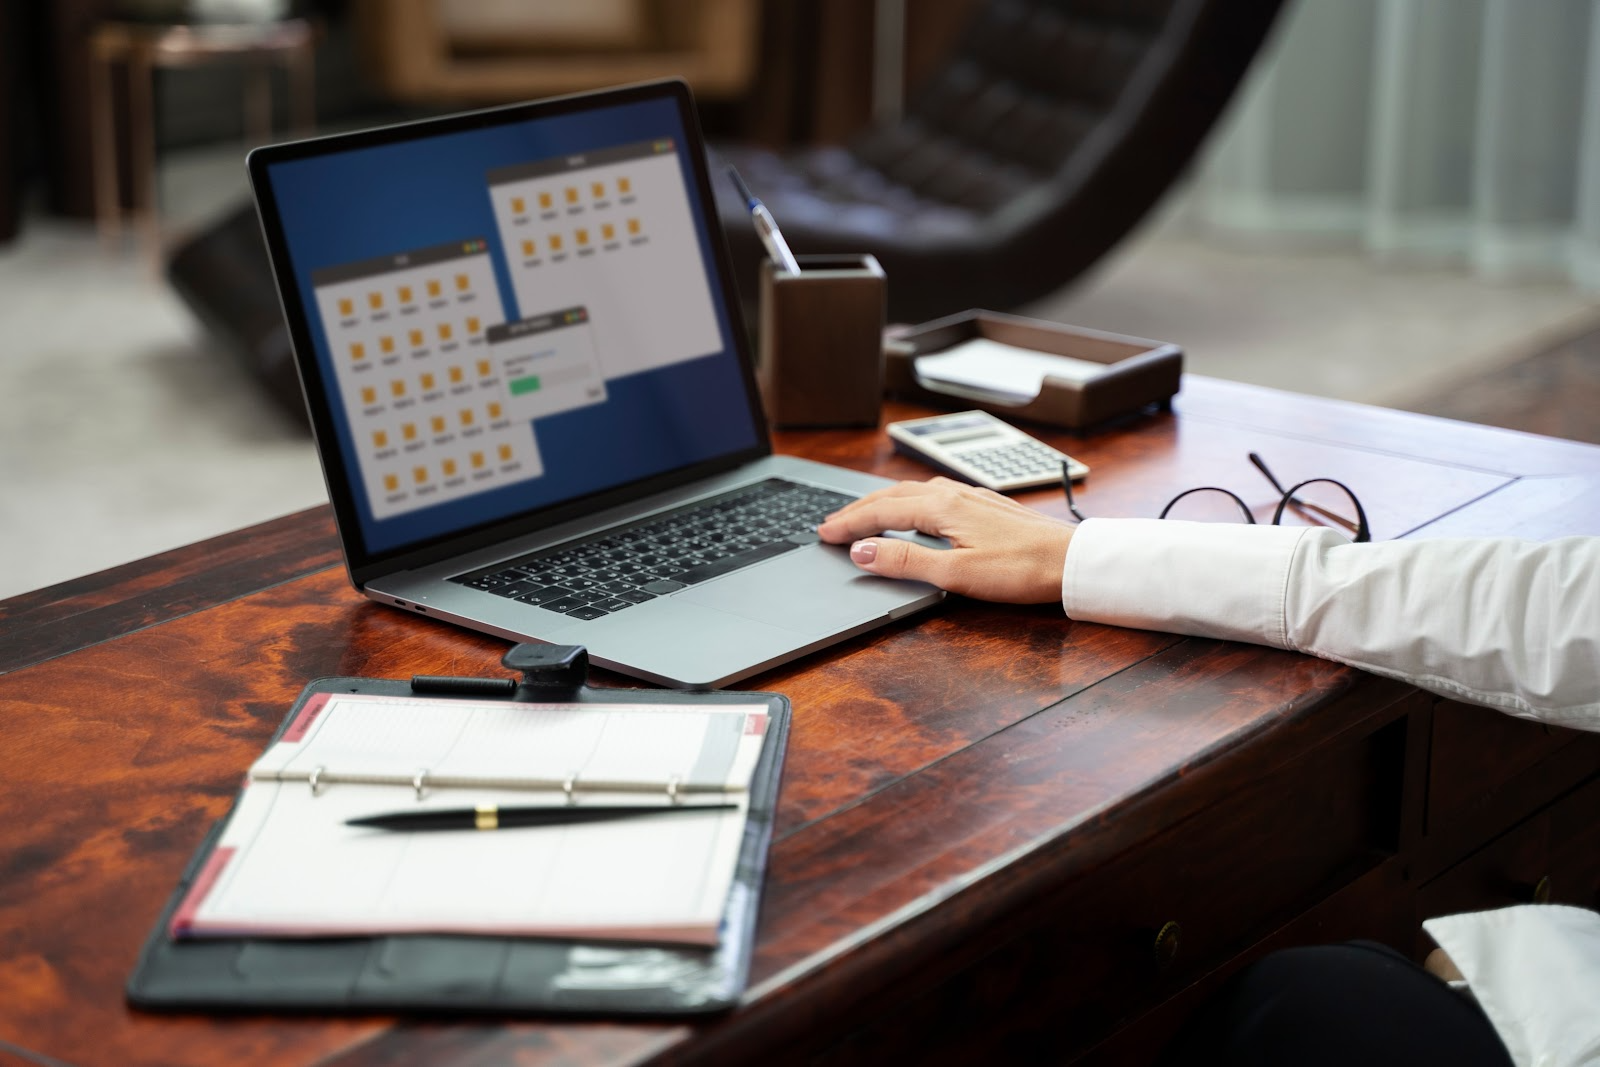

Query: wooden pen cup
[757,254,886,428]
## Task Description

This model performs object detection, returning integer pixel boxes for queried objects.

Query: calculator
[887,410,1089,492]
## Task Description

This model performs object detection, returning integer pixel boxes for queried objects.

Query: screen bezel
[246,79,771,588]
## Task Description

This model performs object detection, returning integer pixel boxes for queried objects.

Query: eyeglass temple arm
[1251,452,1359,533]
[1061,461,1088,523]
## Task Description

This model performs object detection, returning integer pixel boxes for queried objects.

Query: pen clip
[666,775,682,805]
[413,767,429,801]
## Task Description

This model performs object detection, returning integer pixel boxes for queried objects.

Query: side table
[88,17,316,262]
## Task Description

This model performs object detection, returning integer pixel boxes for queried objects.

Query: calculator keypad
[958,441,1063,486]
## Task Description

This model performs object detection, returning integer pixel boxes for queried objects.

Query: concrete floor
[3,141,1597,602]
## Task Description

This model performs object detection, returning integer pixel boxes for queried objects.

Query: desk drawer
[1427,700,1575,832]
[808,716,1410,1066]
[1419,774,1600,926]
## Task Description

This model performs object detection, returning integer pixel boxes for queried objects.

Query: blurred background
[3,0,1598,601]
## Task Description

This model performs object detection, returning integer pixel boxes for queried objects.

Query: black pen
[346,802,739,832]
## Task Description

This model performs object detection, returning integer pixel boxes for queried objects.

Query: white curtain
[1186,0,1600,290]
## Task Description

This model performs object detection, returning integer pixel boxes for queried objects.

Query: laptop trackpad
[676,546,934,635]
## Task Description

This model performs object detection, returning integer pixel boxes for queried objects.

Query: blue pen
[726,165,801,275]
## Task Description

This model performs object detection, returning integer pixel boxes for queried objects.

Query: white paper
[177,694,768,944]
[914,337,1107,402]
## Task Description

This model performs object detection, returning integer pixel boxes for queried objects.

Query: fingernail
[850,540,877,564]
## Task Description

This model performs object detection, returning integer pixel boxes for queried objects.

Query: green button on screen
[509,376,542,396]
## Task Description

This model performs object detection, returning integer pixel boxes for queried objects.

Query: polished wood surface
[2,377,1597,1067]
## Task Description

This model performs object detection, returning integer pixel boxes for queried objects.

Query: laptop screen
[252,85,763,565]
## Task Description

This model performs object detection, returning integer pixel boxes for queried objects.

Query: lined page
[176,696,769,942]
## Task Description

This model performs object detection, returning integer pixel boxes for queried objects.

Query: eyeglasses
[1061,452,1371,542]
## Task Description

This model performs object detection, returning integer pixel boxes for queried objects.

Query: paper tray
[884,309,1182,431]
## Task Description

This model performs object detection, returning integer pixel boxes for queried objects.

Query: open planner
[127,645,791,1016]
[174,692,767,944]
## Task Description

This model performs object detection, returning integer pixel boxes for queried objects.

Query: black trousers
[1161,942,1514,1066]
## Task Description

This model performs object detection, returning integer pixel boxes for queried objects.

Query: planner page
[173,695,769,944]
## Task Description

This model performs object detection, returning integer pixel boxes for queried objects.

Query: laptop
[246,79,944,688]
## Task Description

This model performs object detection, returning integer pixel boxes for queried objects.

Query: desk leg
[126,47,160,269]
[246,60,274,146]
[288,45,316,137]
[89,48,121,244]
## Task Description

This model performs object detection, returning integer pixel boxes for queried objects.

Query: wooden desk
[2,377,1596,1067]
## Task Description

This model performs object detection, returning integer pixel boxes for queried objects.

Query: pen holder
[757,254,886,428]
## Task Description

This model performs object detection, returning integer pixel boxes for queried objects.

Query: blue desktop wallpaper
[262,96,759,558]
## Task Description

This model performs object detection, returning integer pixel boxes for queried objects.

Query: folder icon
[522,239,534,257]
[449,366,464,384]
[471,451,485,469]
[368,292,383,310]
[402,422,417,441]
[398,285,413,304]
[455,273,469,292]
[351,342,366,361]
[511,196,525,214]
[442,458,457,476]
[601,223,615,240]
[549,234,563,252]
[373,430,387,448]
[420,372,435,390]
[338,297,353,317]
[466,316,480,334]
[618,177,631,194]
[565,187,578,205]
[360,386,376,404]
[460,409,474,427]
[431,415,446,433]
[380,336,395,355]
[627,218,641,235]
[409,329,423,348]
[498,443,513,462]
[591,181,604,199]
[427,279,441,298]
[413,466,427,485]
[439,323,453,341]
[391,379,405,397]
[476,359,491,377]
[384,473,399,492]
[576,228,589,246]
[539,191,552,210]
[487,401,502,419]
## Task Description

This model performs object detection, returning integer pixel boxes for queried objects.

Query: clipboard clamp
[408,645,590,697]
[503,644,590,690]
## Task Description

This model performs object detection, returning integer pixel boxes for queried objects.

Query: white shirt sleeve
[1061,518,1600,730]
[1423,905,1600,1067]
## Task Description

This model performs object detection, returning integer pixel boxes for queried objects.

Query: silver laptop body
[248,80,942,688]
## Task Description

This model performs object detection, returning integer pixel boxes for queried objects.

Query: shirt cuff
[1423,904,1600,1067]
[1062,517,1313,649]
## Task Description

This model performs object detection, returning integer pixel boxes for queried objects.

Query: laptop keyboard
[450,478,855,621]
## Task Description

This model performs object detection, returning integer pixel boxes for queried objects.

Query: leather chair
[714,0,1286,324]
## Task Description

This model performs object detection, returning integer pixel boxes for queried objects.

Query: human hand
[816,477,1074,604]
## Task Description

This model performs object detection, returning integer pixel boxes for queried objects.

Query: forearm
[1063,519,1600,728]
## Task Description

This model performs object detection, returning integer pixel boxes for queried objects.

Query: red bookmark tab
[282,693,331,743]
[168,847,235,939]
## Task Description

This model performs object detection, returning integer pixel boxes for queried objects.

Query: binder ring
[413,767,429,801]
[562,772,578,806]
[309,765,325,796]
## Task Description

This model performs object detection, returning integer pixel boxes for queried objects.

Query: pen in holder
[757,254,886,429]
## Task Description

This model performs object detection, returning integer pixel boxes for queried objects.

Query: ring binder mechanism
[127,644,791,1017]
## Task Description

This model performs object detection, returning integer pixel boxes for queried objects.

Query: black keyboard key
[566,605,609,620]
[516,586,571,606]
[618,590,657,604]
[539,596,588,613]
[674,539,800,585]
[591,598,632,612]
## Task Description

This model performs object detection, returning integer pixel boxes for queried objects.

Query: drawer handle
[1153,921,1182,969]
